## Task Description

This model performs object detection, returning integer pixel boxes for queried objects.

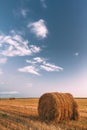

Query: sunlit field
[0,98,87,130]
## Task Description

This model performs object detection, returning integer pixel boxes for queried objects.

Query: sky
[0,0,87,98]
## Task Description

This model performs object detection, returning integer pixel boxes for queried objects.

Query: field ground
[0,98,87,130]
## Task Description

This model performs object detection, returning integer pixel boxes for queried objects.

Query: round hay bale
[65,93,80,120]
[59,93,69,120]
[38,92,79,123]
[38,93,60,122]
[65,93,75,120]
[73,101,80,120]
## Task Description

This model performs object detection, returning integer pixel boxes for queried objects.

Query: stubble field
[0,98,87,130]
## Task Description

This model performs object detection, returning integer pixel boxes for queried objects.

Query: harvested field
[0,98,87,130]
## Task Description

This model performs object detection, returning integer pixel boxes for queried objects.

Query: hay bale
[38,92,79,122]
[9,97,15,100]
[73,101,80,120]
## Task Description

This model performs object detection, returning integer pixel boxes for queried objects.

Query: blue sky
[0,0,87,98]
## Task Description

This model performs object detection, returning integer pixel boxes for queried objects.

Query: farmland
[0,98,87,130]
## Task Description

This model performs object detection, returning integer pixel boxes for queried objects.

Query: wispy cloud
[18,66,40,76]
[26,59,36,64]
[40,0,47,8]
[13,8,29,19]
[10,30,24,36]
[33,57,63,72]
[41,63,63,72]
[18,57,63,75]
[33,57,45,63]
[74,52,79,56]
[21,9,29,18]
[0,32,40,57]
[0,91,19,95]
[26,57,45,64]
[0,58,7,64]
[30,45,41,53]
[28,19,48,39]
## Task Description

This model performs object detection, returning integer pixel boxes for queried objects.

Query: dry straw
[38,92,80,123]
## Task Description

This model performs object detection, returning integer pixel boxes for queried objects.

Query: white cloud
[0,33,40,57]
[0,58,7,64]
[74,52,79,56]
[28,19,48,39]
[40,0,47,8]
[0,91,19,95]
[10,30,24,36]
[41,63,63,72]
[18,66,40,76]
[30,45,41,53]
[21,9,28,17]
[26,57,45,65]
[13,8,29,19]
[33,57,63,72]
[25,57,63,75]
[33,57,44,63]
[26,60,36,64]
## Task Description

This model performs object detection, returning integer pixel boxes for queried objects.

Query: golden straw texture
[38,92,80,122]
